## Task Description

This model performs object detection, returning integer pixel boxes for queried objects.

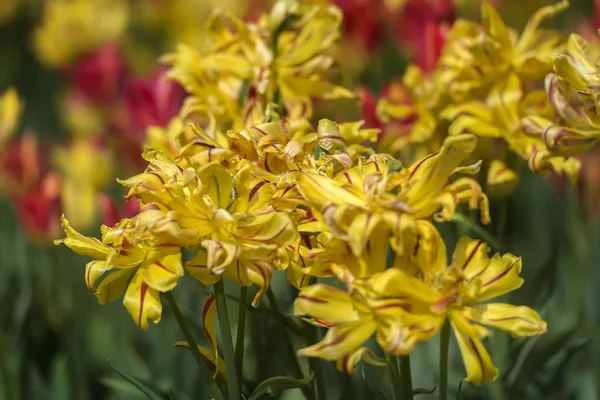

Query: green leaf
[50,354,70,400]
[247,372,314,400]
[108,361,166,400]
[413,386,436,395]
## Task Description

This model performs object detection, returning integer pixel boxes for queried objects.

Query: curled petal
[174,342,227,383]
[54,215,108,259]
[487,160,518,198]
[185,250,221,285]
[467,252,524,303]
[202,240,240,275]
[336,347,387,374]
[464,303,547,338]
[452,237,492,282]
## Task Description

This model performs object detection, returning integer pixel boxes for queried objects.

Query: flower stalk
[214,280,241,400]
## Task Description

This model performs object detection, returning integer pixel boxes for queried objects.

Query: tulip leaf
[108,361,166,400]
[413,386,437,395]
[247,372,314,400]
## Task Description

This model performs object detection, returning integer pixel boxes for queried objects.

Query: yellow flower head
[55,216,183,330]
[34,0,128,67]
[0,87,22,151]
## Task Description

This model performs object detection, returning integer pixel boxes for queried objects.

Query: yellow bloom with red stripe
[54,216,183,330]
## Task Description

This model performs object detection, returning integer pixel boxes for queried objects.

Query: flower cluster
[52,0,555,388]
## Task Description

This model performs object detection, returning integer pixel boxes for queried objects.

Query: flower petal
[450,310,498,386]
[94,268,133,305]
[123,269,162,330]
[464,303,547,338]
[144,251,184,292]
[294,283,360,324]
[54,215,108,259]
[298,319,377,361]
[336,347,387,374]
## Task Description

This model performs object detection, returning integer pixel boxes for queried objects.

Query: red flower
[71,45,127,104]
[98,193,140,227]
[335,0,382,53]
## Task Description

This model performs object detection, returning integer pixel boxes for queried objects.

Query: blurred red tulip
[335,0,382,53]
[115,68,185,144]
[1,133,47,195]
[98,193,140,227]
[71,45,127,104]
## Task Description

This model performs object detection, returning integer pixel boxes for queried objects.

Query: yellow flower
[437,0,568,101]
[520,34,600,165]
[294,134,489,256]
[0,87,22,151]
[34,0,128,67]
[55,216,183,330]
[119,152,297,306]
[443,73,580,182]
[372,231,547,386]
[54,139,114,230]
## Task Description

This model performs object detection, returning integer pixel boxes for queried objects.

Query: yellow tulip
[0,87,22,151]
[55,216,183,330]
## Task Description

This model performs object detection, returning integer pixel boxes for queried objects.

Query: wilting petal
[298,319,377,361]
[464,303,547,338]
[294,283,360,324]
[54,215,108,259]
[449,310,498,386]
[336,347,387,374]
[94,268,133,305]
[144,251,184,292]
[123,269,162,330]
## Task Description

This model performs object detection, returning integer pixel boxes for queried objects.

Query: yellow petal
[451,237,492,282]
[54,215,108,260]
[94,268,133,305]
[294,283,360,324]
[450,310,498,386]
[143,251,184,292]
[464,303,547,338]
[466,252,524,303]
[185,250,221,285]
[347,213,382,256]
[481,3,512,49]
[369,268,439,304]
[403,134,477,210]
[335,347,387,374]
[237,211,298,246]
[198,162,234,209]
[123,269,163,330]
[174,342,227,383]
[294,172,367,209]
[0,87,22,147]
[298,319,377,361]
[487,160,518,198]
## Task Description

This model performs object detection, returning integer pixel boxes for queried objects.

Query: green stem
[164,291,224,400]
[388,355,401,400]
[439,321,450,400]
[398,356,413,399]
[452,214,504,252]
[214,280,241,400]
[305,325,326,400]
[235,286,248,382]
[266,287,313,399]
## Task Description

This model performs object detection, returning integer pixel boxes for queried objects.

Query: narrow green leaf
[248,372,314,400]
[413,386,436,395]
[108,361,166,400]
[50,354,70,400]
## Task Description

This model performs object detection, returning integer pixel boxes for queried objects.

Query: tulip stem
[266,287,313,399]
[235,285,248,382]
[214,280,241,400]
[398,355,413,399]
[439,321,450,400]
[164,291,224,400]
